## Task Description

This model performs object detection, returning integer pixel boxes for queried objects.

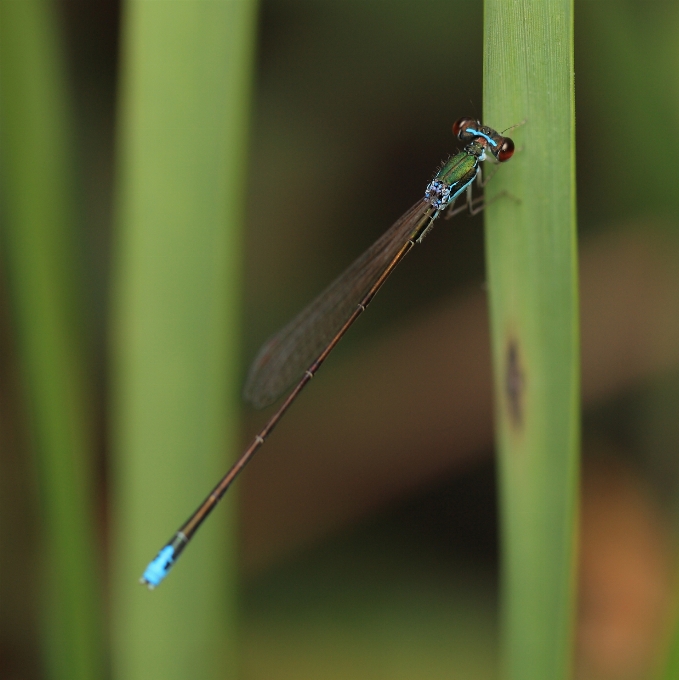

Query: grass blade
[111,2,257,679]
[483,2,579,678]
[0,2,104,678]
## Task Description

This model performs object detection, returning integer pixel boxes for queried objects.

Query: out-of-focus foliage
[1,2,679,680]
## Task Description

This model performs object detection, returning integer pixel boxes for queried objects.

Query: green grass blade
[0,3,104,679]
[110,2,257,679]
[483,2,579,679]
[661,611,679,680]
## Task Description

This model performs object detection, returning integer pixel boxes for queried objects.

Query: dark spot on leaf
[505,338,524,429]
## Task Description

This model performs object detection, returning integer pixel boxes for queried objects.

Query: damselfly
[141,117,515,588]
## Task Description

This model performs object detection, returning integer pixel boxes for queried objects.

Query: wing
[243,199,430,408]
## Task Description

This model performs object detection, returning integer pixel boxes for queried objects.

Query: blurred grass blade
[660,578,679,679]
[0,2,104,679]
[111,2,257,679]
[483,2,579,679]
[662,626,679,680]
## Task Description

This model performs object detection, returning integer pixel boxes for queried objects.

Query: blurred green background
[1,1,679,679]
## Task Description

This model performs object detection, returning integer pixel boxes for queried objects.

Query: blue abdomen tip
[141,545,175,589]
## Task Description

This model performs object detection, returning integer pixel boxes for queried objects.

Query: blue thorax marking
[450,174,475,201]
[466,127,497,147]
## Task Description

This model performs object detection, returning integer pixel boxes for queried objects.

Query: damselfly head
[453,117,515,163]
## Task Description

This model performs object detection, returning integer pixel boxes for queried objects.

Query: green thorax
[434,146,480,187]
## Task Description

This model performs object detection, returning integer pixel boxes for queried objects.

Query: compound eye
[452,117,477,139]
[498,137,515,162]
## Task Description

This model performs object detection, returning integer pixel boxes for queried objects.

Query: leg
[444,165,499,220]
[444,190,484,220]
[468,189,513,216]
[445,190,511,220]
[468,193,492,216]
[477,163,500,189]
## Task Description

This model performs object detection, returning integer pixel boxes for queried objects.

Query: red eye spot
[498,137,515,162]
[452,117,476,139]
